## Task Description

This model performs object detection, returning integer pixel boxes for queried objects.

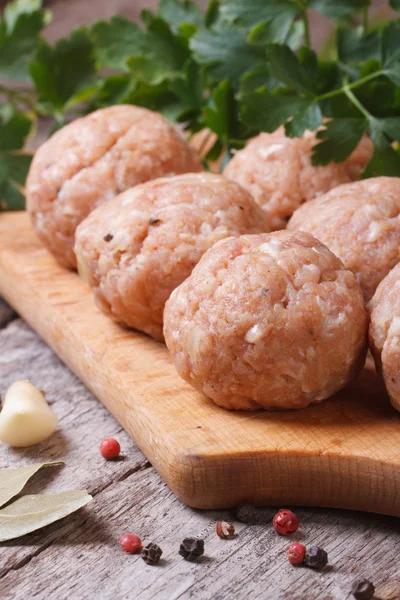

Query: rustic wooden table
[1,1,400,598]
[0,299,399,600]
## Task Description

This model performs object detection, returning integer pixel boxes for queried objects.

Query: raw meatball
[26,105,203,269]
[223,128,372,230]
[74,173,268,341]
[288,177,400,302]
[164,231,368,410]
[369,263,400,412]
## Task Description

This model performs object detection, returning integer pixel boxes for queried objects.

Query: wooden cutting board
[1,212,400,516]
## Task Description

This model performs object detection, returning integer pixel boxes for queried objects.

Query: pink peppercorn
[286,542,306,565]
[100,438,121,459]
[120,533,142,553]
[272,509,299,535]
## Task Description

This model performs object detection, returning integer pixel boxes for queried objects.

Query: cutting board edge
[1,212,400,516]
[165,447,400,515]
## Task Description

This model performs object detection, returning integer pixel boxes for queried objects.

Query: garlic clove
[0,381,58,447]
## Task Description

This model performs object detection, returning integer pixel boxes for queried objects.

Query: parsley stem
[343,84,371,120]
[316,70,384,103]
[301,6,311,49]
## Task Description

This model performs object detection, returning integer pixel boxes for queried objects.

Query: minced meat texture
[164,231,368,410]
[26,105,203,269]
[74,173,269,341]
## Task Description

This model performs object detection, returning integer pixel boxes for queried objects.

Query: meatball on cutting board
[288,177,400,302]
[164,231,368,411]
[369,262,400,413]
[75,173,269,341]
[223,127,372,230]
[26,105,203,269]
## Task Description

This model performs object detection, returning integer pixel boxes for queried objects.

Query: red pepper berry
[100,438,121,459]
[119,533,142,554]
[272,509,299,535]
[286,542,306,565]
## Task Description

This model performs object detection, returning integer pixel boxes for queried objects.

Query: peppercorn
[99,437,120,459]
[141,543,163,565]
[351,579,375,600]
[119,533,142,554]
[304,546,328,569]
[179,537,205,561]
[286,542,306,565]
[103,233,113,242]
[216,521,235,539]
[272,509,299,535]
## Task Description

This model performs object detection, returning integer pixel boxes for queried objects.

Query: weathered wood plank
[1,466,400,599]
[0,322,400,599]
[0,320,149,578]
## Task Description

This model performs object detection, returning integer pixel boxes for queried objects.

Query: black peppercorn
[141,542,162,565]
[351,579,375,600]
[304,546,328,569]
[149,218,161,226]
[103,233,113,242]
[179,537,204,561]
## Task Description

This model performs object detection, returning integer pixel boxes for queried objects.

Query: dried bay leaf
[0,490,92,542]
[0,462,64,508]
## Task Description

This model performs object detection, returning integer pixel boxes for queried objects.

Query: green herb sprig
[1,0,400,210]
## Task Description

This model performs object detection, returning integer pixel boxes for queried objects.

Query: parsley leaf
[0,111,32,210]
[93,75,178,115]
[363,145,400,177]
[368,116,400,145]
[312,118,368,165]
[190,22,265,86]
[238,65,277,96]
[30,29,98,115]
[337,26,380,64]
[220,0,298,32]
[125,15,189,85]
[158,0,203,33]
[240,87,310,133]
[309,0,370,19]
[381,20,400,85]
[202,79,246,145]
[285,103,322,137]
[266,44,318,95]
[204,0,220,27]
[169,61,203,120]
[0,0,48,81]
[90,16,141,71]
[248,17,304,47]
[91,14,188,84]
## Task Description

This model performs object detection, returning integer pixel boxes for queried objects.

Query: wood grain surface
[1,211,400,519]
[1,294,400,600]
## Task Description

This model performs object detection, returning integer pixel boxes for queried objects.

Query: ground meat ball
[164,231,367,411]
[223,128,372,230]
[369,263,400,412]
[26,105,203,269]
[288,177,400,302]
[74,173,268,341]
